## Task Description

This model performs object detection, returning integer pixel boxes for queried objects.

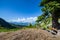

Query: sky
[0,0,42,23]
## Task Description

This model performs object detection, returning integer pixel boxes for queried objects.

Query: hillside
[0,18,16,29]
[0,28,60,40]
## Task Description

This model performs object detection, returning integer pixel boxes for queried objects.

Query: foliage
[39,0,60,22]
[36,16,52,30]
[36,11,50,23]
[40,0,60,14]
[36,0,60,29]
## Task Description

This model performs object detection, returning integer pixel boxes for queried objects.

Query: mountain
[10,22,35,26]
[0,18,16,29]
[10,22,28,28]
[10,22,29,26]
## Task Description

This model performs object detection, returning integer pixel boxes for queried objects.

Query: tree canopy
[37,0,60,23]
[40,0,60,13]
[36,0,60,29]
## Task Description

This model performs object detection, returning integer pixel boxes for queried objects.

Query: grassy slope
[0,27,20,32]
[0,26,36,32]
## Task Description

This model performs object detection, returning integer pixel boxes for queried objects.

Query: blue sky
[0,0,42,22]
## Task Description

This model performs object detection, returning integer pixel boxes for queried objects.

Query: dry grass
[0,28,60,40]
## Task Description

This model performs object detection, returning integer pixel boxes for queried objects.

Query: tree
[36,13,51,29]
[38,0,60,29]
[27,23,33,28]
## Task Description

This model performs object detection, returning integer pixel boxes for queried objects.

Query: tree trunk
[52,13,59,29]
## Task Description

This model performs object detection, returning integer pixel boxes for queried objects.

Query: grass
[0,25,47,32]
[0,26,37,32]
[0,27,20,32]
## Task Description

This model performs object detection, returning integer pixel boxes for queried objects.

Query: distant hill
[10,22,35,26]
[10,23,27,28]
[0,18,36,29]
[0,18,16,29]
[10,22,29,26]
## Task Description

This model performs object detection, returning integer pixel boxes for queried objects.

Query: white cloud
[9,17,37,23]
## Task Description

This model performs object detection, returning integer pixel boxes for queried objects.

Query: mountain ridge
[0,18,16,29]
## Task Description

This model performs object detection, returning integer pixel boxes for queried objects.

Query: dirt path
[0,29,60,40]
